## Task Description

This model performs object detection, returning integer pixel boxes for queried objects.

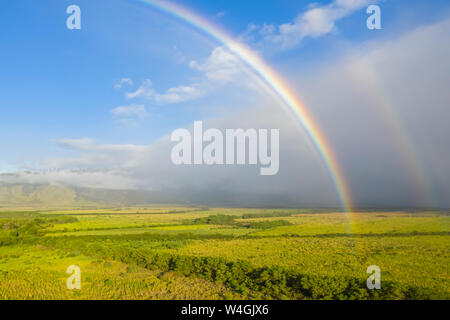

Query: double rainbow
[134,0,354,212]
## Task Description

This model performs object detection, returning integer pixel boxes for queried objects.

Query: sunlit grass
[0,208,448,299]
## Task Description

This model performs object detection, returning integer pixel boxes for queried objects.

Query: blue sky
[1,0,450,207]
[0,0,447,156]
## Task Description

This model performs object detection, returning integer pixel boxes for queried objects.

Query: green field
[0,207,448,300]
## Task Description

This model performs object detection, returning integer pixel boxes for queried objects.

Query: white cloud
[249,0,374,50]
[2,170,138,190]
[56,138,148,153]
[126,79,202,104]
[57,138,96,150]
[154,85,203,104]
[189,46,244,83]
[126,79,154,100]
[126,46,249,105]
[2,139,151,190]
[111,104,148,119]
[43,139,149,174]
[114,78,134,89]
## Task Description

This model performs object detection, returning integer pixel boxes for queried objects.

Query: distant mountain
[0,181,172,208]
[0,180,300,209]
[0,183,93,208]
[0,172,301,208]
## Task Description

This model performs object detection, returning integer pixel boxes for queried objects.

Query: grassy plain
[0,207,448,299]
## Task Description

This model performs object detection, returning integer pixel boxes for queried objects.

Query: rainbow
[354,61,434,207]
[134,0,354,212]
